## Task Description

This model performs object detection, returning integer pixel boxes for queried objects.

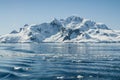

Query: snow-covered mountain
[0,16,120,43]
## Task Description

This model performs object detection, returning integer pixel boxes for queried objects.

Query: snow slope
[0,16,120,43]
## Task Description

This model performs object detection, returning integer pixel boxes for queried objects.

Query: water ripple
[0,43,120,80]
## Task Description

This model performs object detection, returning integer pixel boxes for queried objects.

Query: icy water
[0,43,120,80]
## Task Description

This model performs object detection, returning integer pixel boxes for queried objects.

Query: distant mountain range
[0,16,120,43]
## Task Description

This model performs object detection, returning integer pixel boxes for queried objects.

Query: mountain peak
[24,24,29,27]
[50,18,62,26]
[65,16,83,23]
[51,18,59,23]
[96,23,109,29]
[10,30,18,34]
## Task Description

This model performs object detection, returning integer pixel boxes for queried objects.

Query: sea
[0,43,120,80]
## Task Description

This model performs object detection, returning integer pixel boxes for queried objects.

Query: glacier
[0,16,120,43]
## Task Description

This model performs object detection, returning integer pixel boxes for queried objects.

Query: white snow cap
[0,16,119,43]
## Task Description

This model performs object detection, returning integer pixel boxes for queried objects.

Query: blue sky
[0,0,120,34]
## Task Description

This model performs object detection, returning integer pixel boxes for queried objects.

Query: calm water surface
[0,43,120,80]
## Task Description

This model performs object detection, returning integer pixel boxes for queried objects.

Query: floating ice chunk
[77,75,83,79]
[14,67,21,70]
[72,60,82,63]
[56,76,64,79]
[14,67,31,71]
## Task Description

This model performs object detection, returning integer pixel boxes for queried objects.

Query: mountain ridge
[0,16,120,43]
